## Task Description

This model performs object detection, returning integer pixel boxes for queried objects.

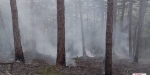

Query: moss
[39,65,66,75]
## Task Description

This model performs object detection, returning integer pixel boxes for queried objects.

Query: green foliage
[39,65,66,75]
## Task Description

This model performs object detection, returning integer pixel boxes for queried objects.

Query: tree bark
[105,0,113,75]
[79,0,86,57]
[10,0,25,63]
[56,0,66,70]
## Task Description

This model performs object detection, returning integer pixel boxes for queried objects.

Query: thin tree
[134,0,148,63]
[105,0,114,75]
[128,0,133,58]
[10,0,25,63]
[56,0,66,70]
[79,0,86,57]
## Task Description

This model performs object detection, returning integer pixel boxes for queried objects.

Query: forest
[0,0,150,75]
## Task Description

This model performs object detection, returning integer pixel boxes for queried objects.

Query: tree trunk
[79,0,86,57]
[134,0,147,63]
[128,0,133,58]
[105,0,114,75]
[10,0,25,63]
[56,0,66,70]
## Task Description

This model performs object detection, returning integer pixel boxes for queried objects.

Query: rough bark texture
[105,0,113,75]
[79,0,86,57]
[128,0,133,58]
[56,0,66,70]
[10,0,25,63]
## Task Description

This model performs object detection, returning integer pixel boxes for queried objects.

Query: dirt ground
[65,57,150,75]
[0,52,150,75]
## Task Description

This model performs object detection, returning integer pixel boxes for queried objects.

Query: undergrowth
[39,65,66,75]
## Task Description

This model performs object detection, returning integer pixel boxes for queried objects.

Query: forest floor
[0,51,150,75]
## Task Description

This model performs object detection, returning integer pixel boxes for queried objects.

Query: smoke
[0,0,132,65]
[86,50,94,57]
[0,0,107,62]
[113,17,129,58]
[0,0,14,62]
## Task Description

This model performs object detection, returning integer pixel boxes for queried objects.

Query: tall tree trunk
[56,0,66,70]
[128,0,133,58]
[10,0,25,63]
[105,0,114,75]
[133,22,138,57]
[133,0,148,58]
[79,0,86,57]
[134,0,147,63]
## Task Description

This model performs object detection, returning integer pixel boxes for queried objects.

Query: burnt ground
[65,57,150,75]
[0,52,150,75]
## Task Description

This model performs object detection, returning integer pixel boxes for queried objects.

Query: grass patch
[72,56,84,60]
[39,65,66,75]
